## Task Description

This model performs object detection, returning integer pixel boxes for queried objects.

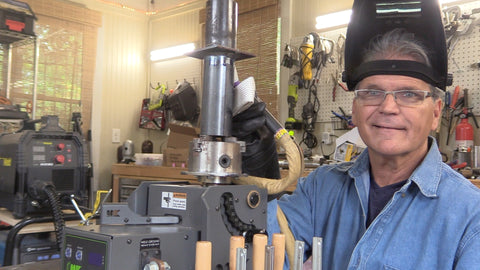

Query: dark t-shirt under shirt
[367,176,407,227]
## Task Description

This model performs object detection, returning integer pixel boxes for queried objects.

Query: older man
[266,1,480,269]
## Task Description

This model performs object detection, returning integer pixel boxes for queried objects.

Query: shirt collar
[349,136,442,198]
[408,136,443,197]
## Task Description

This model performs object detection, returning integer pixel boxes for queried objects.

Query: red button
[55,155,65,164]
[57,143,65,150]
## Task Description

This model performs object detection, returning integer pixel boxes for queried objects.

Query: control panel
[30,139,78,167]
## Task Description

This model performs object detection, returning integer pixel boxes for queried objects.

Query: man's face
[351,74,442,159]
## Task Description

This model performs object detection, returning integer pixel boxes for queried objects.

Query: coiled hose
[43,184,65,249]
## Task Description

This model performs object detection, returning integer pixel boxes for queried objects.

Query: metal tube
[6,43,12,99]
[200,55,233,136]
[205,0,237,48]
[70,195,86,222]
[235,247,247,270]
[293,240,305,270]
[265,245,275,270]
[32,37,39,119]
[312,237,323,270]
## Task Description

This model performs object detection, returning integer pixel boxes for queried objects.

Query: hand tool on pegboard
[446,85,461,145]
[331,34,348,102]
[285,73,302,130]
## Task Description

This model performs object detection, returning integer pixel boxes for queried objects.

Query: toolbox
[0,0,36,43]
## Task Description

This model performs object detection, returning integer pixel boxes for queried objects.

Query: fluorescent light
[150,43,196,61]
[440,0,463,4]
[315,9,352,30]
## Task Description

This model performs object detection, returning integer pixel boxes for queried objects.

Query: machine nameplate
[140,238,160,249]
[161,192,187,210]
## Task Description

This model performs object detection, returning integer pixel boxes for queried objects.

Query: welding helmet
[343,0,453,91]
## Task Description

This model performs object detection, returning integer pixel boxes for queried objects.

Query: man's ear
[431,98,443,131]
[351,99,358,126]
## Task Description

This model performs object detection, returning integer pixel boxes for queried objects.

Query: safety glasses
[354,89,433,107]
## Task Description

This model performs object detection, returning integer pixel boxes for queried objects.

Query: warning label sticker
[0,157,12,167]
[161,192,187,210]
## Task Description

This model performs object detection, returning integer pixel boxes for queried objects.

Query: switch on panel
[112,128,121,143]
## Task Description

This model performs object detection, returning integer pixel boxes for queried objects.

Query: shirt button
[401,193,406,198]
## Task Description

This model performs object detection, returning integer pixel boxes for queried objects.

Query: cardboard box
[163,123,200,167]
[163,148,189,167]
[166,123,200,149]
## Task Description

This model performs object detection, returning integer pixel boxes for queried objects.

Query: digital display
[88,252,104,266]
[33,146,45,152]
[33,155,45,161]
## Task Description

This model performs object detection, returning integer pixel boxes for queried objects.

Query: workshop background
[1,0,480,195]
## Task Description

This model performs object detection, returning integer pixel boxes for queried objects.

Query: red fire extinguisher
[455,112,474,152]
[455,88,474,152]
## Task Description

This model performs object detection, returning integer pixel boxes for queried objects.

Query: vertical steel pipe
[205,0,237,48]
[200,0,238,137]
[201,54,233,136]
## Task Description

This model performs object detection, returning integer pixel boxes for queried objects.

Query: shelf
[0,29,35,46]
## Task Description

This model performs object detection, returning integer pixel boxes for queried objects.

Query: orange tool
[450,85,461,110]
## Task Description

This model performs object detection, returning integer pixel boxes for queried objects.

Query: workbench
[471,179,480,189]
[111,164,305,202]
[112,164,201,202]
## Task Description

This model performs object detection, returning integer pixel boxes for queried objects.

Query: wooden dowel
[272,233,285,270]
[195,241,212,270]
[230,236,245,270]
[253,234,268,270]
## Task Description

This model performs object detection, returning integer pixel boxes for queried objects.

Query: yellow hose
[233,129,304,195]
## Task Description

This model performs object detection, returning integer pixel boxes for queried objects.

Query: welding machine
[0,115,90,218]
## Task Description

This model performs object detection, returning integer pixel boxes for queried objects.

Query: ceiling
[103,0,198,12]
[106,0,354,14]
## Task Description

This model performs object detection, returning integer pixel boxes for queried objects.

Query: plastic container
[134,153,163,166]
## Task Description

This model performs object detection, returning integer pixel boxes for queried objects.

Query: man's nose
[378,92,400,111]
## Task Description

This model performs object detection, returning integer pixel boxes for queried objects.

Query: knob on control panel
[55,155,65,164]
[57,143,65,150]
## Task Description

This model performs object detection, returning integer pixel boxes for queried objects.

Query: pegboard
[446,1,480,116]
[289,28,353,124]
[149,57,203,105]
[288,0,480,124]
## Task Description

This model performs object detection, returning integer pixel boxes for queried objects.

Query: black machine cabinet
[0,116,90,218]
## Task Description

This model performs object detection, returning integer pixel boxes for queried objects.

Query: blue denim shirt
[267,138,480,269]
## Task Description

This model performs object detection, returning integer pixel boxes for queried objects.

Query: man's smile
[372,124,406,131]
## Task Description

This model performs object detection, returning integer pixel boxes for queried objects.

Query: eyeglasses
[354,89,433,107]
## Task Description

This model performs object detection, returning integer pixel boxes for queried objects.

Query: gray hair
[362,28,432,67]
[361,28,443,101]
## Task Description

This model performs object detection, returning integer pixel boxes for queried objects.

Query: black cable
[320,140,336,158]
[44,185,65,249]
[300,130,318,149]
[301,83,320,149]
